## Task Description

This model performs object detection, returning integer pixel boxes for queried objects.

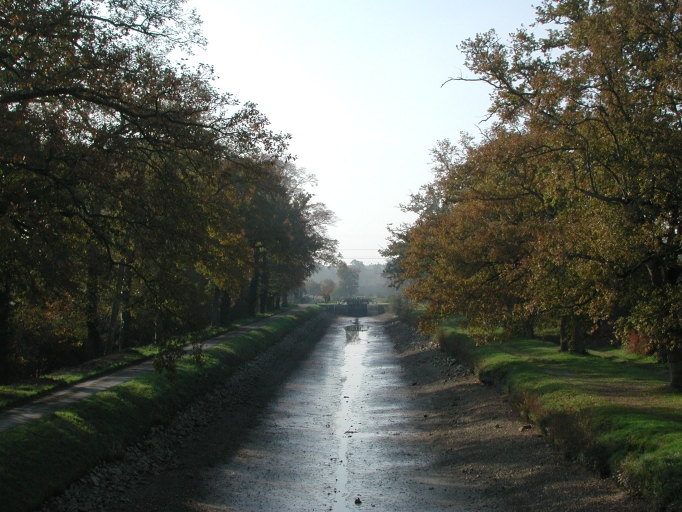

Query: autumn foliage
[384,0,682,388]
[0,0,337,383]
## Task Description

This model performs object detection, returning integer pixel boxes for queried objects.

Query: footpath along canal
[47,314,647,512]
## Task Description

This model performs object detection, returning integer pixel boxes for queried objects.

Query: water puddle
[332,318,370,511]
[197,315,443,511]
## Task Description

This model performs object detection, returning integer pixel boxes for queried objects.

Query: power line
[339,257,385,259]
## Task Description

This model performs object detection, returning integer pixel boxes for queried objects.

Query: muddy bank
[383,318,647,512]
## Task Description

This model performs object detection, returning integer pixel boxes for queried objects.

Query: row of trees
[307,260,397,299]
[305,278,336,302]
[0,0,337,383]
[383,0,682,388]
[305,261,360,302]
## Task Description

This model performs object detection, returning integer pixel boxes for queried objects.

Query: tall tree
[319,279,336,303]
[0,0,290,380]
[458,0,682,385]
[335,262,360,299]
[393,0,682,387]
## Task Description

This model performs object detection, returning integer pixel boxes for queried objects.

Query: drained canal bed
[191,316,474,511]
[91,314,645,512]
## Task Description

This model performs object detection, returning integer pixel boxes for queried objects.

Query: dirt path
[39,315,647,511]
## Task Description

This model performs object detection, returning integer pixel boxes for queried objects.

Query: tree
[350,260,366,273]
[0,0,340,383]
[320,279,336,303]
[305,280,321,298]
[393,0,682,387]
[457,0,682,386]
[235,160,337,315]
[386,131,550,340]
[335,262,359,299]
[0,0,293,381]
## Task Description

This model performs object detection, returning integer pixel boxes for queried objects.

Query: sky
[184,0,540,263]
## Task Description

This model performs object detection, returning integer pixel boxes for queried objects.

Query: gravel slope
[383,319,648,512]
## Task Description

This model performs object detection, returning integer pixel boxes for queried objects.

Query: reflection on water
[201,317,393,512]
[344,318,369,343]
[334,318,370,511]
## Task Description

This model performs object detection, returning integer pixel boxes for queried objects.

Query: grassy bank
[438,321,682,510]
[0,310,290,410]
[0,306,321,512]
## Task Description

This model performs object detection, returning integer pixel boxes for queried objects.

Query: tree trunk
[0,282,11,384]
[282,291,289,307]
[247,249,260,317]
[154,309,165,345]
[646,260,682,388]
[569,317,587,355]
[647,261,665,288]
[259,252,269,314]
[106,261,126,354]
[559,315,569,352]
[119,309,131,351]
[219,291,231,327]
[106,232,130,354]
[84,254,102,358]
[668,347,682,390]
[84,204,103,358]
[232,291,247,321]
[118,266,133,351]
[211,286,221,327]
[646,260,681,288]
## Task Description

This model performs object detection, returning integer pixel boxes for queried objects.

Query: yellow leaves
[393,1,682,344]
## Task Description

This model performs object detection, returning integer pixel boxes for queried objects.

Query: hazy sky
[185,0,539,263]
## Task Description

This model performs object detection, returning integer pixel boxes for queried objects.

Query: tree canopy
[384,0,682,388]
[335,262,360,299]
[0,0,337,382]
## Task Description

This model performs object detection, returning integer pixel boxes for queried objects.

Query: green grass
[0,305,321,512]
[438,321,682,509]
[0,310,290,409]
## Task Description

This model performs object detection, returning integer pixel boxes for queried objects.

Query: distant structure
[319,298,385,317]
[345,298,368,317]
